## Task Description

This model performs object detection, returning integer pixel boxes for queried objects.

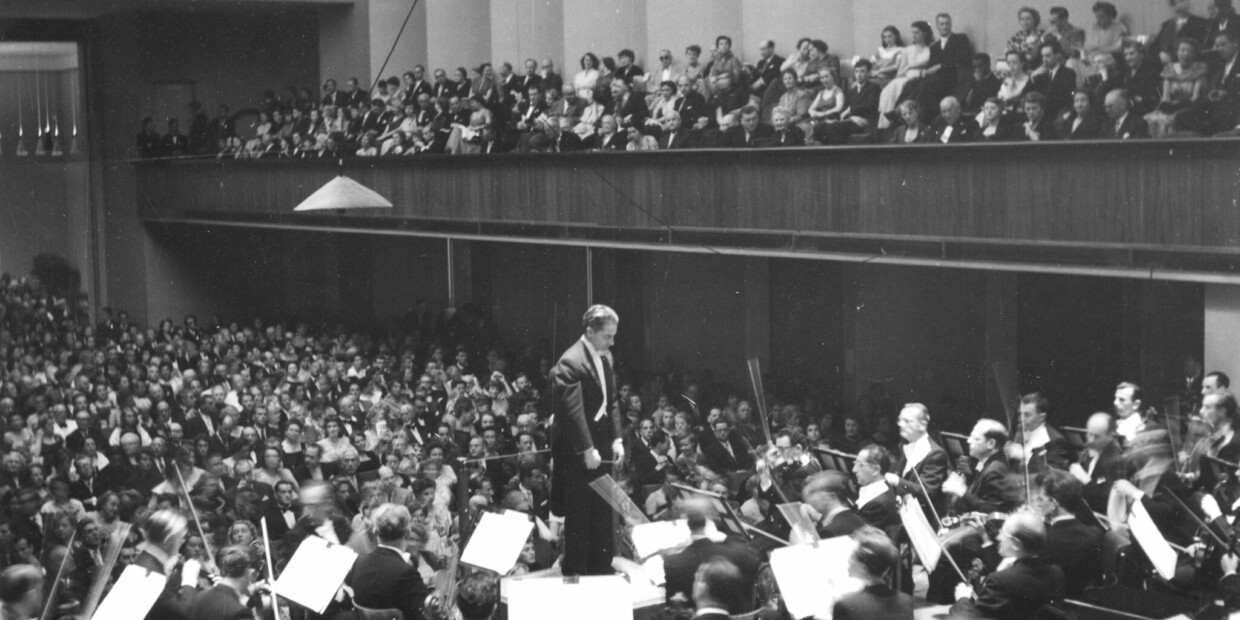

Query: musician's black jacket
[346,546,430,620]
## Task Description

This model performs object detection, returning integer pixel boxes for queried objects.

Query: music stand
[811,448,857,474]
[1062,427,1088,451]
[939,433,969,462]
[588,475,651,526]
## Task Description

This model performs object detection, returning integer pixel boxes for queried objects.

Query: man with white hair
[346,504,429,620]
[885,403,950,528]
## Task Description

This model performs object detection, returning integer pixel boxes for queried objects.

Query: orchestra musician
[832,527,914,620]
[186,545,258,620]
[802,470,867,538]
[1006,392,1075,475]
[852,445,900,531]
[927,419,1021,603]
[136,509,196,620]
[1033,469,1103,597]
[663,499,762,612]
[1069,412,1124,514]
[885,404,949,529]
[950,512,1066,619]
[345,503,430,620]
[548,304,625,577]
[0,565,43,620]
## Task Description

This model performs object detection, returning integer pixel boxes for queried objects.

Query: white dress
[877,44,931,128]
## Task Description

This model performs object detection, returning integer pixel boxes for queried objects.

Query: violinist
[136,509,195,620]
[1034,469,1103,597]
[885,404,949,529]
[928,419,1021,603]
[852,445,900,531]
[1069,412,1124,514]
[803,470,867,538]
[1006,393,1075,475]
[1183,390,1240,492]
[662,499,761,612]
[345,503,430,620]
[950,512,1066,619]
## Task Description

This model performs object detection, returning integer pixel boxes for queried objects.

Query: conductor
[550,304,625,576]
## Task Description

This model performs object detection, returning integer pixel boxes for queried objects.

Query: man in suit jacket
[930,96,980,143]
[723,105,774,148]
[1154,0,1211,64]
[853,445,901,531]
[663,504,762,611]
[589,115,628,150]
[690,557,750,619]
[187,545,255,620]
[655,112,695,149]
[1036,470,1104,597]
[549,305,624,577]
[1203,32,1240,134]
[886,403,950,529]
[1032,40,1077,118]
[804,471,868,538]
[1008,392,1076,474]
[260,480,299,541]
[818,60,882,144]
[1070,412,1125,513]
[751,40,785,98]
[700,417,755,473]
[833,530,914,620]
[291,444,337,484]
[948,420,1022,514]
[950,513,1066,619]
[957,53,1002,115]
[346,504,429,620]
[321,79,348,107]
[918,13,975,113]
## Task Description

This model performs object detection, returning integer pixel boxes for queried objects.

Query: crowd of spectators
[135,1,1240,159]
[0,262,897,615]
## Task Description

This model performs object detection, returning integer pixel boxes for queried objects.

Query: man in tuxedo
[1070,412,1124,512]
[589,115,628,150]
[663,502,762,610]
[136,509,196,620]
[951,512,1067,619]
[346,504,429,620]
[1035,470,1104,597]
[723,106,774,148]
[930,96,980,143]
[691,558,745,619]
[751,40,785,99]
[886,403,950,528]
[1154,0,1211,64]
[1033,40,1077,118]
[402,66,433,105]
[187,545,255,620]
[853,445,900,530]
[804,470,867,538]
[1007,392,1075,474]
[518,59,542,95]
[833,529,914,620]
[260,480,299,541]
[343,77,369,110]
[548,305,625,577]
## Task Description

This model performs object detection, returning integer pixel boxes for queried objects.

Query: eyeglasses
[659,56,671,60]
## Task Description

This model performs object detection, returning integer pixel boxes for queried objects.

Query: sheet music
[769,536,862,619]
[1128,501,1177,581]
[778,502,822,546]
[275,535,359,613]
[93,565,167,620]
[589,475,651,526]
[461,510,534,574]
[507,575,633,620]
[630,520,690,560]
[900,499,942,571]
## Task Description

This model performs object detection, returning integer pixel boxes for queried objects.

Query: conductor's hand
[585,448,602,470]
[612,439,626,464]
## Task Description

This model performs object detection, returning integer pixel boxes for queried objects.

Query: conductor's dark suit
[550,336,621,576]
[187,584,251,620]
[346,546,429,620]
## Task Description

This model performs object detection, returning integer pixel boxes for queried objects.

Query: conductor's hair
[372,503,412,542]
[216,545,254,579]
[582,305,618,331]
[0,565,41,604]
[143,509,189,548]
[695,557,743,611]
[852,526,899,578]
[457,572,500,620]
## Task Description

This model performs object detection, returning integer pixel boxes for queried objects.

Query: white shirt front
[1117,413,1144,442]
[1022,425,1050,464]
[857,479,889,508]
[580,337,610,423]
[902,434,932,475]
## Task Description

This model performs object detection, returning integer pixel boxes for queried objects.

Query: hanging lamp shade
[293,175,393,212]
